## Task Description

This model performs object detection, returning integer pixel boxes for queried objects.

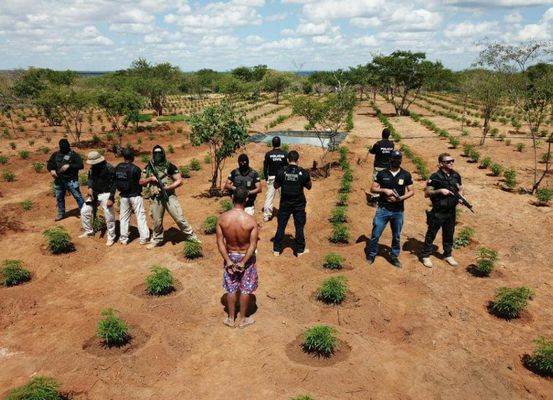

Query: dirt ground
[0,97,552,399]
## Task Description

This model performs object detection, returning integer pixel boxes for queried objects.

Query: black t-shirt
[369,140,395,168]
[275,165,311,209]
[375,168,413,211]
[264,149,288,178]
[115,162,143,198]
[228,168,261,207]
[427,170,463,211]
[88,162,116,201]
[46,151,84,183]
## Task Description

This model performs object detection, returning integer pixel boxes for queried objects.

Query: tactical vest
[146,163,175,199]
[233,169,257,190]
[115,163,141,196]
[281,165,303,197]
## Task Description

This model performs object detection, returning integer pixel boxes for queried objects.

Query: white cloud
[200,35,240,47]
[110,23,154,34]
[444,21,500,38]
[389,8,442,31]
[245,34,264,44]
[442,1,552,8]
[259,38,304,49]
[266,13,288,22]
[350,17,382,28]
[352,35,378,46]
[303,0,384,22]
[504,11,523,24]
[296,21,331,35]
[515,23,550,40]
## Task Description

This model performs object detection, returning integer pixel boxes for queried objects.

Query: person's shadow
[164,227,191,245]
[270,233,295,254]
[220,293,258,317]
[356,234,394,262]
[402,237,442,259]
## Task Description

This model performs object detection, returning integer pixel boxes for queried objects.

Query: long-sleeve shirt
[46,151,84,183]
[263,148,288,178]
[88,163,117,201]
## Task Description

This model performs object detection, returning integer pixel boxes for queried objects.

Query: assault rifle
[391,189,402,200]
[147,160,170,202]
[450,187,474,213]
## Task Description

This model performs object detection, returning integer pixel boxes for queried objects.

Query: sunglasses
[443,159,455,164]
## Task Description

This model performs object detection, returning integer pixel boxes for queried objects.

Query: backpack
[115,163,132,193]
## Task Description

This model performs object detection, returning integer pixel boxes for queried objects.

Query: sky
[0,0,552,72]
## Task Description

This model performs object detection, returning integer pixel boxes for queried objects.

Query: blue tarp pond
[250,130,348,149]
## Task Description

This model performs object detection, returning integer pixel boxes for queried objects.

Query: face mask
[239,163,249,173]
[59,142,70,154]
[390,160,401,169]
[153,153,164,164]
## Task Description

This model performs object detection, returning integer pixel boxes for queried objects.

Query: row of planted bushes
[329,146,353,245]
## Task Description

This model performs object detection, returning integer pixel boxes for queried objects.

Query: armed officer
[115,148,150,245]
[224,154,261,216]
[366,150,414,268]
[421,153,463,268]
[262,136,288,221]
[142,145,199,249]
[79,151,117,246]
[273,150,312,257]
[47,138,85,221]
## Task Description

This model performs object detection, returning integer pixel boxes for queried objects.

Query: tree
[462,70,507,145]
[262,71,292,104]
[372,51,445,116]
[41,86,94,145]
[291,89,356,155]
[189,101,249,193]
[0,74,21,136]
[97,89,143,147]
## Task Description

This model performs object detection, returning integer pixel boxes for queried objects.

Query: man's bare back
[217,208,257,252]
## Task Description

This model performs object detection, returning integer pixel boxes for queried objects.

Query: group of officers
[47,132,464,327]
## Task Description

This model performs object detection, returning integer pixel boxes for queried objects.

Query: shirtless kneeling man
[216,187,259,328]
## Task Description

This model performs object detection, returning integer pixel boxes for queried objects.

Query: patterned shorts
[223,252,258,294]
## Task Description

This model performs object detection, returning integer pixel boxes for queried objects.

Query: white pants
[245,206,255,216]
[263,176,279,219]
[81,192,116,241]
[119,196,150,244]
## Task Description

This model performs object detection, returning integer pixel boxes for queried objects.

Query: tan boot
[422,257,433,268]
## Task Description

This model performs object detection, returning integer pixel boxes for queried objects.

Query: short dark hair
[233,186,249,204]
[438,153,451,162]
[122,148,134,161]
[288,150,299,162]
[382,128,391,139]
[272,136,281,147]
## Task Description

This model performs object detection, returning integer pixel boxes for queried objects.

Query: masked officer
[272,150,312,257]
[421,153,463,268]
[262,136,288,221]
[224,154,261,216]
[142,145,199,249]
[79,151,117,246]
[366,150,414,268]
[115,148,150,245]
[47,138,85,221]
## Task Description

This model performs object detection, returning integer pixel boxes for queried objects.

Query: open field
[0,94,552,399]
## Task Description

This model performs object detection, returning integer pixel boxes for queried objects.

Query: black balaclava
[152,145,166,166]
[238,154,249,174]
[59,139,71,154]
[390,150,402,169]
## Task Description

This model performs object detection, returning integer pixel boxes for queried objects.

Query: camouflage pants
[149,195,197,244]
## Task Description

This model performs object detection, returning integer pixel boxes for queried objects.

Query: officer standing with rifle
[79,151,117,246]
[421,153,467,268]
[142,145,199,249]
[272,150,312,257]
[47,139,85,221]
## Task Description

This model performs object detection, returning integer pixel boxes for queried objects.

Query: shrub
[453,226,475,248]
[541,152,552,163]
[0,155,8,164]
[449,136,460,148]
[9,141,16,150]
[179,165,191,178]
[490,287,533,319]
[342,169,353,183]
[505,139,511,146]
[21,199,33,210]
[140,154,149,163]
[43,226,74,254]
[2,170,15,182]
[329,206,347,224]
[535,187,553,204]
[339,179,352,193]
[145,266,174,296]
[32,162,44,173]
[302,325,337,357]
[503,168,517,189]
[329,224,349,243]
[479,156,492,169]
[220,198,233,213]
[336,193,349,206]
[291,396,314,400]
[203,215,217,234]
[317,276,347,304]
[490,163,503,177]
[472,247,498,277]
[525,336,553,377]
[323,253,344,270]
[468,148,480,163]
[183,239,203,259]
[92,215,107,232]
[463,144,473,157]
[6,376,62,400]
[167,144,175,153]
[516,143,525,152]
[189,158,201,171]
[1,259,31,287]
[204,154,212,164]
[96,308,130,347]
